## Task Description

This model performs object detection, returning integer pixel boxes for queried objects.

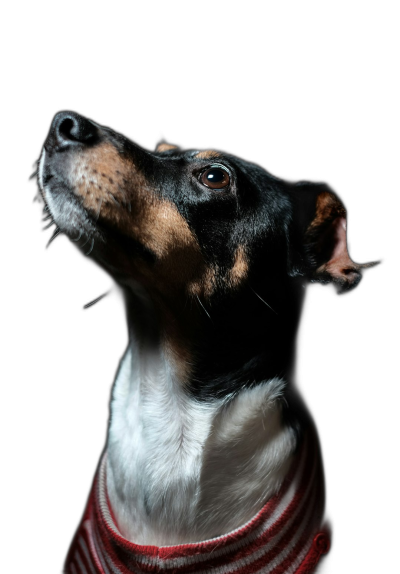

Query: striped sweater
[65,433,329,574]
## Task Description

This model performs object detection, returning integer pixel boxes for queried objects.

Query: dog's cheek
[117,200,209,292]
[145,220,206,290]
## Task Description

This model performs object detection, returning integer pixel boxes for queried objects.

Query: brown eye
[200,165,230,189]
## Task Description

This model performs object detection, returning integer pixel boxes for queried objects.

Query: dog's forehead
[153,144,257,171]
[151,147,273,195]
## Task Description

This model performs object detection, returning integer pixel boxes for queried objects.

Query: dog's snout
[46,111,99,151]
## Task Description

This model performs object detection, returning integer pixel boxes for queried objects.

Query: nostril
[47,111,99,151]
[57,114,97,144]
[58,117,76,141]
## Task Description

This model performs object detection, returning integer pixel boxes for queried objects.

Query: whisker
[94,198,103,222]
[29,170,38,180]
[42,214,52,222]
[251,288,278,315]
[44,220,56,229]
[83,291,110,310]
[46,227,61,248]
[108,192,120,206]
[117,185,131,212]
[43,221,54,230]
[196,295,212,320]
[85,238,95,256]
[73,229,83,242]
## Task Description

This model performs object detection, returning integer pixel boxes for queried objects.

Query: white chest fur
[106,340,296,546]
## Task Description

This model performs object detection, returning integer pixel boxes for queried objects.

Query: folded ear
[291,182,378,292]
[156,142,178,155]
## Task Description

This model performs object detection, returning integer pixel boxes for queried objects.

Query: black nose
[45,111,99,151]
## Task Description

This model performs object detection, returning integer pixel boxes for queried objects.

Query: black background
[7,16,398,572]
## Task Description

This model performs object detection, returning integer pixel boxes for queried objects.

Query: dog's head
[37,111,374,397]
[38,111,371,293]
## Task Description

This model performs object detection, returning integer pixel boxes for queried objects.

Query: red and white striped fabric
[65,432,330,574]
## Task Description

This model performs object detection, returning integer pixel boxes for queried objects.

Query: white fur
[107,325,296,546]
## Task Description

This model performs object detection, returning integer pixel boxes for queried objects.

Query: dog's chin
[45,192,108,263]
[38,148,106,254]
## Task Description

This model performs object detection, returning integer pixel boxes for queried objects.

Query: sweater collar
[66,431,329,574]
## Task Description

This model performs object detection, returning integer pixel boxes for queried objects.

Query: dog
[36,111,374,574]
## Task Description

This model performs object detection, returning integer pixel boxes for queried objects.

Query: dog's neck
[106,285,297,546]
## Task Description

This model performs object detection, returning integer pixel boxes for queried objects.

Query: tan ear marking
[307,191,346,232]
[195,150,221,160]
[156,142,179,152]
[306,191,378,291]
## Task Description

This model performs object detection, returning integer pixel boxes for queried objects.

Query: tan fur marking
[156,143,178,152]
[69,142,133,216]
[188,266,216,298]
[229,245,248,287]
[188,246,248,299]
[195,150,221,160]
[141,201,200,259]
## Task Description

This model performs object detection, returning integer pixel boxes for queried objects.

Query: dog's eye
[200,165,230,190]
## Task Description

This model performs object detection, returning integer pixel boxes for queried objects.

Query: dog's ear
[156,142,178,155]
[290,182,378,292]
